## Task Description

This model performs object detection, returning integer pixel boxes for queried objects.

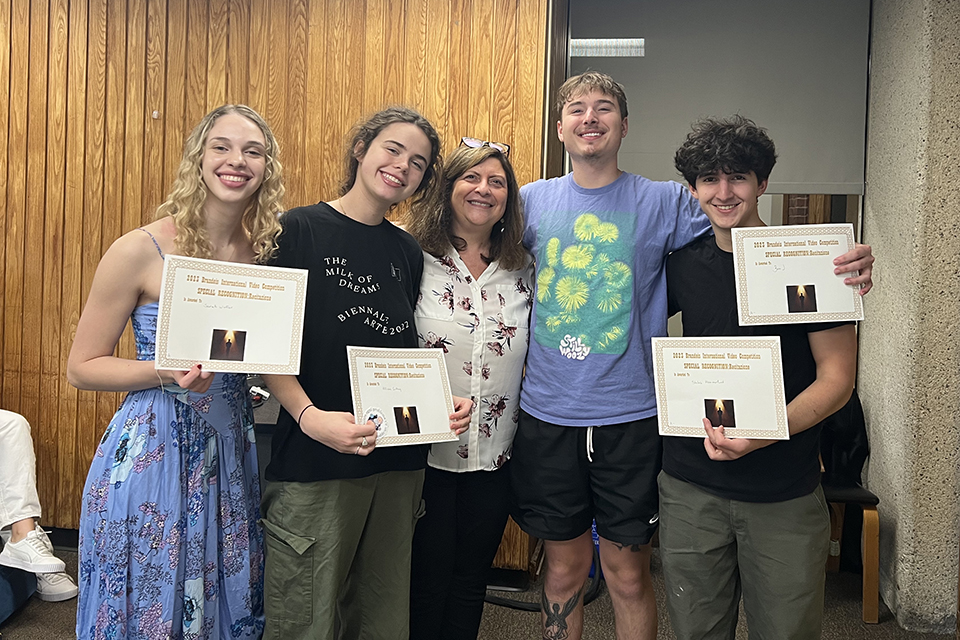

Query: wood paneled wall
[0,0,549,529]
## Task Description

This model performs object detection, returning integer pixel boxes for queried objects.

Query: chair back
[820,389,869,488]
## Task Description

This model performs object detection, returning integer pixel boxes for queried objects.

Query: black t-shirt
[664,234,849,502]
[265,202,426,482]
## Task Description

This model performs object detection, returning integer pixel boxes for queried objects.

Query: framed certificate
[156,255,308,374]
[731,224,863,325]
[347,346,459,447]
[652,337,788,439]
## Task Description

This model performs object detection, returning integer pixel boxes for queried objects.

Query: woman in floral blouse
[405,140,533,639]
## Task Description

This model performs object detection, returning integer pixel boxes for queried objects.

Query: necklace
[336,197,385,226]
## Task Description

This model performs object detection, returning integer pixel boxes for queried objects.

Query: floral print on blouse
[415,249,533,472]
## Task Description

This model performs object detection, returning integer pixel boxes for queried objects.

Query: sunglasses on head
[460,137,511,158]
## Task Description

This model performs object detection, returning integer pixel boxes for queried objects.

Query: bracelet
[297,404,315,426]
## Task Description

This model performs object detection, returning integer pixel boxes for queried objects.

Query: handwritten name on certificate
[347,346,459,447]
[731,224,863,325]
[156,255,308,374]
[652,337,788,439]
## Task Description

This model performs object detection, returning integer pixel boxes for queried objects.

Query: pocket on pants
[261,517,316,626]
[413,497,427,527]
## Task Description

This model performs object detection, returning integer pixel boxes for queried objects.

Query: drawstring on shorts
[586,425,595,463]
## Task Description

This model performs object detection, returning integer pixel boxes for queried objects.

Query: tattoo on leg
[611,541,644,552]
[541,583,584,640]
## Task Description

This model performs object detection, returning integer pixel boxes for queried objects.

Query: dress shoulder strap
[137,228,165,258]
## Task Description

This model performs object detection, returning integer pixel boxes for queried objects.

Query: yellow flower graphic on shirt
[574,213,601,241]
[537,267,555,302]
[595,222,619,243]
[534,211,635,356]
[596,290,623,313]
[561,244,594,271]
[546,237,561,267]
[555,276,589,312]
[604,261,631,289]
[598,326,625,349]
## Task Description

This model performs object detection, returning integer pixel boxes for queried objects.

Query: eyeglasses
[460,137,511,158]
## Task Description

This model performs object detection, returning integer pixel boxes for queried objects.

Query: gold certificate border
[653,337,787,439]
[156,255,308,374]
[733,224,863,325]
[347,347,457,447]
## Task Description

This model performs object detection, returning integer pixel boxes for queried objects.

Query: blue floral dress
[76,303,264,639]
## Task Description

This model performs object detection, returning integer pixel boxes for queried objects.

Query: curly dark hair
[674,115,777,186]
[340,106,443,208]
[404,144,529,272]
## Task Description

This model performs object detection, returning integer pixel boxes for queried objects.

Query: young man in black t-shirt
[659,116,858,640]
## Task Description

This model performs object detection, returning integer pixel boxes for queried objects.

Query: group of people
[28,69,873,640]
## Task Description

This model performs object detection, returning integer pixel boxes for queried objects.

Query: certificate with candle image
[731,224,863,326]
[347,346,459,447]
[156,255,308,374]
[652,337,789,439]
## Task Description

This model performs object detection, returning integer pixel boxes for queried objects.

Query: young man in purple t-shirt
[510,72,875,640]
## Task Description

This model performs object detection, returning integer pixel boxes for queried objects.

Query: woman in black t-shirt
[261,107,472,639]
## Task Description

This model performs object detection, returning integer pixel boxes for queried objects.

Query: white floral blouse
[415,248,534,472]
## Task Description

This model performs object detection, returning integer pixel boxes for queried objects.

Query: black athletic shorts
[509,409,662,545]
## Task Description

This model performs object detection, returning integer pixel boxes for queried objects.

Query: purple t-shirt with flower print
[519,172,710,427]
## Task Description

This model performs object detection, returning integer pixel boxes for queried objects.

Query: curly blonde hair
[155,104,284,263]
[405,144,529,272]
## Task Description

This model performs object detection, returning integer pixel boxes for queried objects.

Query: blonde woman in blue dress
[68,105,283,639]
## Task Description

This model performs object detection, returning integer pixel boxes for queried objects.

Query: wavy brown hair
[340,106,443,211]
[405,144,529,272]
[155,104,284,263]
[555,71,629,119]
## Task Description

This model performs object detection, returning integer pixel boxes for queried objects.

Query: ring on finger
[361,436,369,448]
[355,445,361,455]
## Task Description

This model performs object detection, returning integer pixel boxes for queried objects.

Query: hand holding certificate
[731,224,863,325]
[652,337,788,439]
[347,346,459,447]
[156,255,308,374]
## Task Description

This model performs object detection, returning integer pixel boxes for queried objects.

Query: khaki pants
[658,471,830,640]
[261,470,425,640]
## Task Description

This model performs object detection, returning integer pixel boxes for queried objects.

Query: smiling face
[450,157,509,238]
[690,170,768,247]
[353,122,432,207]
[557,89,628,163]
[200,113,267,209]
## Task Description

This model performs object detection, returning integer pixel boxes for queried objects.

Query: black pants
[409,464,511,640]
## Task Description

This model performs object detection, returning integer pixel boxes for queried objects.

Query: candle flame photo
[704,398,736,428]
[209,328,247,361]
[393,406,421,435]
[786,284,818,313]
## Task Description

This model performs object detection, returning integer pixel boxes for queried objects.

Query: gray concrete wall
[859,0,960,632]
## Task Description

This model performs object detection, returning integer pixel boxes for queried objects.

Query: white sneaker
[0,525,66,573]
[35,571,79,602]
